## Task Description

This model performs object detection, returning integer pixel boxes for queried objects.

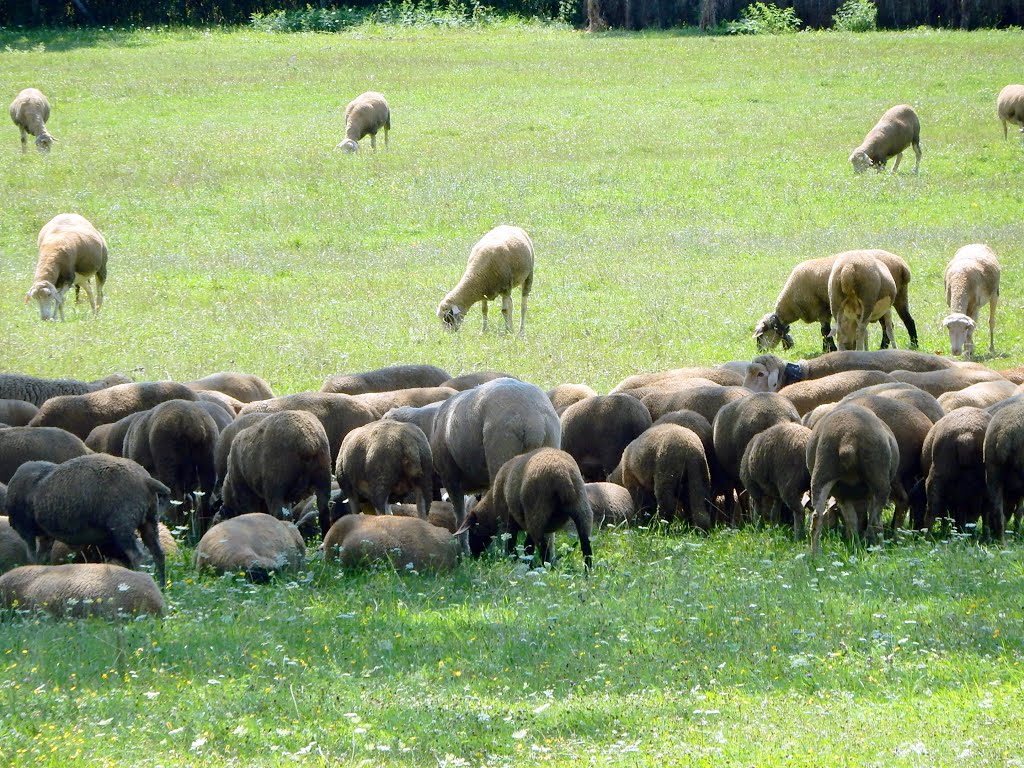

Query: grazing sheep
[0,372,131,407]
[653,410,714,456]
[437,225,534,335]
[753,250,918,353]
[212,412,271,495]
[619,424,711,529]
[585,482,636,527]
[193,398,237,431]
[441,371,518,390]
[0,564,163,618]
[997,84,1024,143]
[0,400,38,427]
[641,384,749,425]
[918,407,991,531]
[352,386,457,419]
[336,91,390,153]
[84,411,143,456]
[837,382,945,425]
[611,367,743,396]
[743,350,954,393]
[323,514,459,573]
[26,213,108,321]
[457,447,593,568]
[185,372,275,403]
[321,364,451,395]
[982,398,1024,539]
[220,411,333,537]
[828,250,897,351]
[238,391,377,463]
[778,370,897,416]
[937,379,1017,413]
[9,88,55,152]
[0,515,32,572]
[889,367,1007,397]
[194,513,305,582]
[336,420,433,518]
[123,399,220,535]
[739,422,812,538]
[5,455,169,585]
[430,378,561,549]
[29,381,198,440]
[849,104,921,173]
[806,404,900,552]
[942,244,1001,358]
[560,394,653,482]
[0,426,91,484]
[547,383,598,415]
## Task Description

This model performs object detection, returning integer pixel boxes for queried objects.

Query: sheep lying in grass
[323,514,459,574]
[337,91,390,153]
[942,244,1000,358]
[997,84,1024,144]
[0,564,163,618]
[321,364,451,395]
[336,420,433,518]
[0,372,131,407]
[9,88,55,152]
[438,225,534,335]
[26,214,108,321]
[828,250,897,351]
[849,104,921,173]
[194,513,305,582]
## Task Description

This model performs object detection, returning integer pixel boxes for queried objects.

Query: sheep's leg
[138,518,166,587]
[19,128,28,153]
[518,290,528,336]
[480,299,488,332]
[78,278,97,313]
[809,479,835,554]
[369,133,377,151]
[35,534,55,565]
[501,292,514,334]
[820,322,837,353]
[416,476,431,519]
[911,141,921,173]
[891,151,902,173]
[538,533,556,567]
[881,311,897,350]
[450,482,471,555]
[894,299,919,349]
[988,295,997,354]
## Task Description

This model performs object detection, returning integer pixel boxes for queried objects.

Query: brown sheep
[546,383,598,415]
[0,514,32,573]
[560,394,652,482]
[0,426,92,484]
[194,513,305,582]
[323,514,459,574]
[336,420,433,518]
[0,564,164,618]
[185,372,275,403]
[918,407,991,532]
[321,364,451,395]
[620,424,711,529]
[0,400,38,426]
[739,422,812,538]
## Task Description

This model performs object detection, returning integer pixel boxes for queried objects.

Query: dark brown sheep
[336,420,433,518]
[0,426,92,484]
[560,394,652,482]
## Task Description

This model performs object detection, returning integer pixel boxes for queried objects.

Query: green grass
[2,25,1024,767]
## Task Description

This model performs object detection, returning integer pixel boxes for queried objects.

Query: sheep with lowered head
[997,84,1024,143]
[0,564,163,618]
[743,349,955,393]
[336,91,390,153]
[982,398,1024,539]
[438,225,534,335]
[0,371,131,407]
[739,422,812,538]
[9,88,55,152]
[828,250,897,351]
[195,513,305,582]
[26,213,108,321]
[336,419,433,518]
[560,394,652,482]
[942,244,1000,358]
[547,383,598,415]
[849,104,921,173]
[918,407,991,532]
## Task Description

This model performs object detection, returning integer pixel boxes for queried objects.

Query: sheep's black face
[439,306,464,331]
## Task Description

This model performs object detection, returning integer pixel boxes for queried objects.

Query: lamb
[429,377,561,550]
[441,371,518,390]
[9,88,55,152]
[29,381,198,440]
[336,91,390,153]
[739,422,812,538]
[889,367,1007,397]
[123,399,220,536]
[194,513,305,582]
[4,455,169,586]
[0,515,32,572]
[641,384,748,424]
[618,423,712,529]
[560,394,653,482]
[777,369,897,416]
[0,371,131,407]
[0,564,164,618]
[0,400,38,426]
[918,407,991,531]
[323,514,460,574]
[437,225,534,335]
[849,104,921,173]
[321,364,451,395]
[753,250,918,353]
[937,380,1017,413]
[997,84,1024,143]
[942,244,1001,358]
[0,426,92,484]
[743,349,955,393]
[455,447,593,568]
[828,250,897,351]
[351,386,457,419]
[806,404,900,552]
[547,383,598,415]
[185,372,275,403]
[219,410,333,537]
[336,420,433,518]
[982,398,1024,539]
[26,213,108,321]
[585,482,636,527]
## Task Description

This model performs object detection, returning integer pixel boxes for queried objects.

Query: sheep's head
[753,313,794,351]
[35,133,55,152]
[337,138,360,153]
[437,302,464,331]
[942,312,976,357]
[743,354,786,392]
[25,280,64,321]
[849,149,872,173]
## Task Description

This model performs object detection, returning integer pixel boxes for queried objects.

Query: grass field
[2,23,1024,767]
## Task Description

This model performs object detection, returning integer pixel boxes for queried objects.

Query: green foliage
[251,0,513,30]
[727,2,802,34]
[251,5,370,31]
[832,0,878,31]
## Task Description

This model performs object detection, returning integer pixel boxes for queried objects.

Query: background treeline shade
[4,0,1024,32]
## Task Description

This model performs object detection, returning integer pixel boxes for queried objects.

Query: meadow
[1,22,1024,767]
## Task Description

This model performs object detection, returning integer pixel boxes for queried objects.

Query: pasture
[1,24,1024,767]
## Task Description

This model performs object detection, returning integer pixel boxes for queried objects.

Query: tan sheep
[194,513,305,582]
[185,372,275,403]
[828,250,897,351]
[336,91,390,153]
[997,84,1024,143]
[942,244,1000,358]
[546,383,598,415]
[610,367,743,396]
[26,213,108,321]
[321,364,451,395]
[336,420,433,518]
[620,423,711,529]
[739,422,812,538]
[437,225,534,335]
[889,367,1007,397]
[323,514,459,573]
[0,564,163,618]
[849,104,921,173]
[778,369,897,416]
[743,350,955,393]
[937,379,1017,412]
[0,400,38,426]
[9,88,55,152]
[351,386,457,419]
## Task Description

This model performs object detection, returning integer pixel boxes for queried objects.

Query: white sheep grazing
[997,84,1024,144]
[26,213,108,321]
[9,88,56,152]
[828,251,897,351]
[336,92,390,153]
[437,225,534,335]
[849,104,921,173]
[942,243,1000,358]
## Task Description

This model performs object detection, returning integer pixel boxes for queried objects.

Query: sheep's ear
[453,514,474,536]
[767,368,780,391]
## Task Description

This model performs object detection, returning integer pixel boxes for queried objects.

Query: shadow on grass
[0,27,165,52]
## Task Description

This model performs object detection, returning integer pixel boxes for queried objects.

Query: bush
[251,6,368,31]
[832,0,877,31]
[727,3,801,34]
